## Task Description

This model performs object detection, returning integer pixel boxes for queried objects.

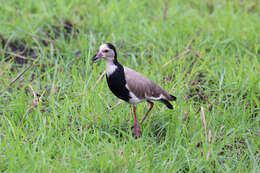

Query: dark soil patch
[0,35,39,65]
[185,71,215,105]
[0,19,79,67]
[45,20,79,41]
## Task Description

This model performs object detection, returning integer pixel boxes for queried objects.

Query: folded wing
[124,66,175,101]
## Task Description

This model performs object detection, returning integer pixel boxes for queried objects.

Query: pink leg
[133,105,141,138]
[140,101,154,124]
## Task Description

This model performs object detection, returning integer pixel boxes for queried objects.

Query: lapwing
[92,43,176,138]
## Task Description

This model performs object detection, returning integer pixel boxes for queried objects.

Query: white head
[94,43,117,62]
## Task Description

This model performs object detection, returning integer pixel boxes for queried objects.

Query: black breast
[106,64,131,102]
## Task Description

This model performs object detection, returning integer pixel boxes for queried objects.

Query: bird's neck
[106,58,121,77]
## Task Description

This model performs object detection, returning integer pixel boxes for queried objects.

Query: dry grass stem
[201,106,207,138]
[28,84,46,107]
[3,51,35,61]
[208,129,212,143]
[162,49,191,68]
[92,71,106,90]
[163,0,170,20]
[9,64,33,86]
[87,101,123,128]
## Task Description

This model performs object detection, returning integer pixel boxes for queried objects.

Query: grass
[0,0,259,172]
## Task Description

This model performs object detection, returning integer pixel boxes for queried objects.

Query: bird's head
[92,43,117,63]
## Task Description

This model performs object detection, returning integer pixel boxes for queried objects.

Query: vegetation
[0,0,259,172]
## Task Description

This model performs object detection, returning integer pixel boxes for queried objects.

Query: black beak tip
[92,54,98,63]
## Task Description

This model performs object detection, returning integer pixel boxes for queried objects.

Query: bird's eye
[103,49,109,53]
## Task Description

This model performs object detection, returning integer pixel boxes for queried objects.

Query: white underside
[128,92,145,104]
[145,94,165,101]
[106,61,117,76]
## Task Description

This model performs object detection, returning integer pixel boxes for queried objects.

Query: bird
[92,43,176,138]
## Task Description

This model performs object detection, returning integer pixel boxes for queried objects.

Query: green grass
[0,0,259,172]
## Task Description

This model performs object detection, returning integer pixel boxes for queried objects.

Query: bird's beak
[96,52,103,58]
[92,52,103,63]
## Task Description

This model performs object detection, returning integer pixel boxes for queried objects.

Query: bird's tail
[160,99,173,109]
[169,94,177,101]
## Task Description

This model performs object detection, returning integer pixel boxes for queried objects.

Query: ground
[0,0,259,172]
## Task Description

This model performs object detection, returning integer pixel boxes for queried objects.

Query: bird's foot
[133,124,141,139]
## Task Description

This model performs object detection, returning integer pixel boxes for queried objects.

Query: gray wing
[123,66,172,100]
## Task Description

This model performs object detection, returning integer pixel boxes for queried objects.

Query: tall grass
[0,0,259,172]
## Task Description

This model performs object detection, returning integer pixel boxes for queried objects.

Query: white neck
[106,59,117,77]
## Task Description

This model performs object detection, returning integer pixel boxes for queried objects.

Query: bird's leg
[133,105,141,138]
[140,101,154,124]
